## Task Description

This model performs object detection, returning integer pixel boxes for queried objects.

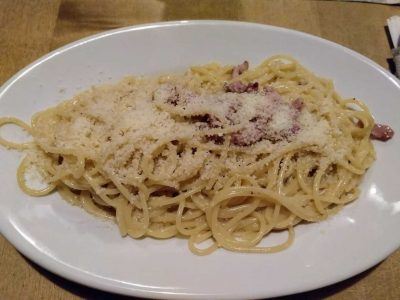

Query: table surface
[1,0,399,299]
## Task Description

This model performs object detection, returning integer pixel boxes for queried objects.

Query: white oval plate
[0,21,399,299]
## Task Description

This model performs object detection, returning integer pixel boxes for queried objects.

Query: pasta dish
[0,56,393,255]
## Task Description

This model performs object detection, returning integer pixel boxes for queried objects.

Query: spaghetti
[0,56,381,255]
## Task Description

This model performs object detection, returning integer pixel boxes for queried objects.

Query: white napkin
[387,16,400,77]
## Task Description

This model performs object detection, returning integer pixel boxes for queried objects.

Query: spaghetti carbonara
[0,55,393,255]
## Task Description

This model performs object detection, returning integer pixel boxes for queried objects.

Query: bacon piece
[225,61,257,93]
[205,134,225,145]
[290,98,303,134]
[191,114,221,128]
[246,82,259,93]
[231,128,263,146]
[224,81,259,93]
[231,117,270,146]
[150,186,179,197]
[356,120,364,128]
[224,81,248,93]
[290,123,301,134]
[232,61,249,78]
[292,98,304,111]
[370,123,394,141]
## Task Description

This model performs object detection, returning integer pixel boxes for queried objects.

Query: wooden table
[1,0,399,299]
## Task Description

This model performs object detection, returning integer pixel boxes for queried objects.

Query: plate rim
[1,20,399,299]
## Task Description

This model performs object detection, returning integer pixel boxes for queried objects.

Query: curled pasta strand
[0,117,33,150]
[17,156,56,196]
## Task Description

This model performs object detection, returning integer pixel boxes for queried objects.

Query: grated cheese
[32,76,342,183]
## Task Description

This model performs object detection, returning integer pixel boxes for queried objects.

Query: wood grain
[1,0,399,299]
